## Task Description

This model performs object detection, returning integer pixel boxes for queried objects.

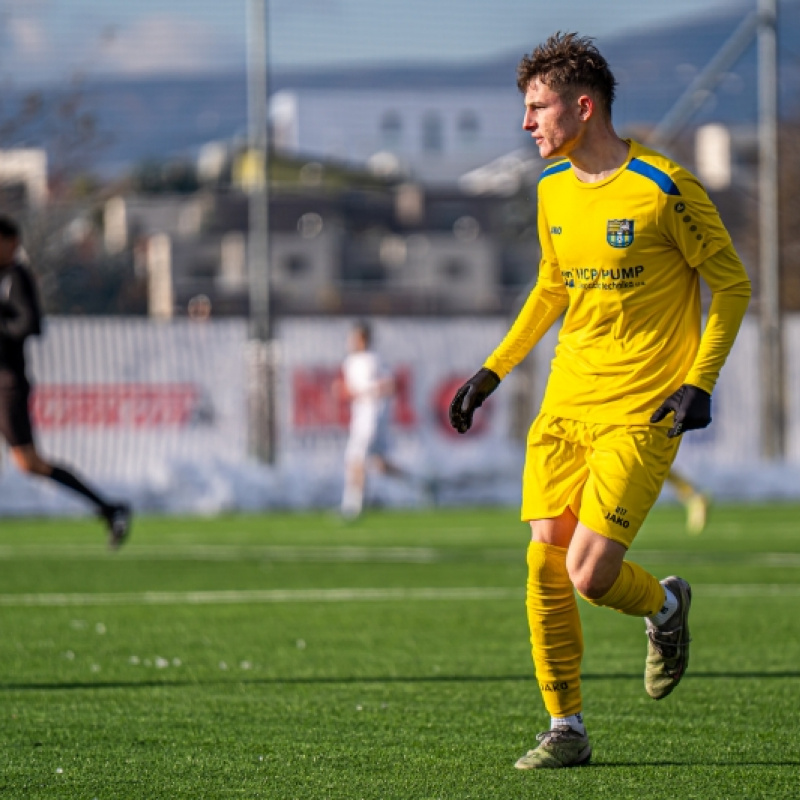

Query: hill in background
[9,1,800,175]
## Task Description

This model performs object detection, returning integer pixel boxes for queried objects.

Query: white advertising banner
[276,317,526,508]
[0,313,798,516]
[4,318,250,514]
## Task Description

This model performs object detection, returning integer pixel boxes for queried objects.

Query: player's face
[348,330,367,352]
[0,235,18,267]
[522,79,584,160]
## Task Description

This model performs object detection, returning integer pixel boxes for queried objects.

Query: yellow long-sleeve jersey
[484,140,752,426]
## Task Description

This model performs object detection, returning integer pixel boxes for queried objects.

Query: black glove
[650,384,711,438]
[449,368,501,434]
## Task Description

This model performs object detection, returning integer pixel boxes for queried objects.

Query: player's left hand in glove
[650,384,711,438]
[449,368,501,434]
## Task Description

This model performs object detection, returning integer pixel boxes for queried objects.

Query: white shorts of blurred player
[344,404,391,466]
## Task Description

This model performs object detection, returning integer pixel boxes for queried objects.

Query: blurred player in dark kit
[0,215,131,548]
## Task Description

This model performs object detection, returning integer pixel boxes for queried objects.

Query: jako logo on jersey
[540,681,570,692]
[607,218,635,248]
[604,511,630,529]
[550,226,562,235]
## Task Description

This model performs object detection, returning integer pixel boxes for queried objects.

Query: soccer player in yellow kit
[449,33,751,769]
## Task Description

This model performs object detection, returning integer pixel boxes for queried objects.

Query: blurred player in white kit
[337,320,404,519]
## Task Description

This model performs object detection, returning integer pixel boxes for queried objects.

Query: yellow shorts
[521,413,681,548]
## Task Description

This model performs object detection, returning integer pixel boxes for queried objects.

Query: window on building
[457,111,480,145]
[421,112,443,154]
[284,254,311,277]
[441,258,468,280]
[380,111,403,148]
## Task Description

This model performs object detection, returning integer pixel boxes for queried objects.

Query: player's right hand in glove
[650,383,711,438]
[449,368,501,434]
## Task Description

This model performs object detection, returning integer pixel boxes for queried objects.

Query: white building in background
[0,148,48,208]
[270,89,529,186]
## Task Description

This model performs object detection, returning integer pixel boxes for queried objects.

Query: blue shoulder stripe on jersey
[539,161,571,180]
[626,158,681,196]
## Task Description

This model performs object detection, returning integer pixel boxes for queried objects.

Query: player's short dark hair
[0,215,20,240]
[517,32,617,116]
[352,319,372,347]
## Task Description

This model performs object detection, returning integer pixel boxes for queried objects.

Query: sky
[0,0,748,85]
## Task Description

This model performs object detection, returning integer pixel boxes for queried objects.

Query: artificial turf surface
[1,504,799,798]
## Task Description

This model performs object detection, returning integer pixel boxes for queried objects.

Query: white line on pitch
[0,544,800,567]
[0,586,522,607]
[0,545,448,563]
[694,583,800,597]
[0,583,798,607]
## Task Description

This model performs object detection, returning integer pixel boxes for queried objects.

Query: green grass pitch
[1,503,799,798]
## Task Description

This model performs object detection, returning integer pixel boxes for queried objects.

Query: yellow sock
[526,541,584,718]
[581,560,664,617]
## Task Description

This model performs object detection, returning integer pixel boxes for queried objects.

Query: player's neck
[568,129,630,184]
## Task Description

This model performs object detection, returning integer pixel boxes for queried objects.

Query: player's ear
[577,94,593,122]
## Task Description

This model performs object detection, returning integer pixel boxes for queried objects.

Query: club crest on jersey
[607,219,635,248]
